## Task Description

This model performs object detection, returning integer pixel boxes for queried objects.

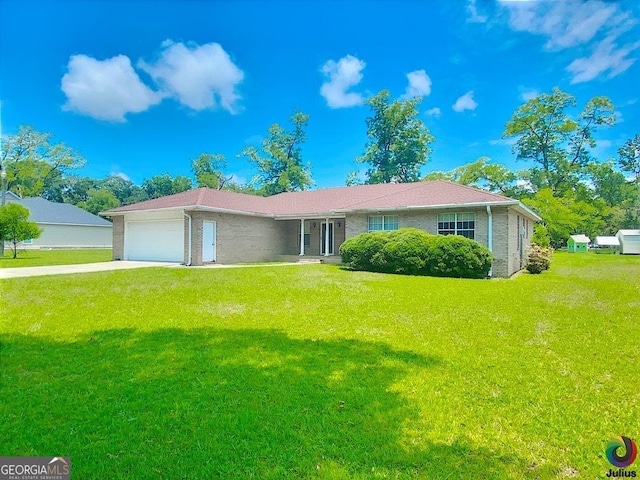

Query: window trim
[437,212,476,239]
[367,215,399,232]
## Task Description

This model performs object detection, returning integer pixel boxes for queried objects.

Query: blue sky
[1,0,638,189]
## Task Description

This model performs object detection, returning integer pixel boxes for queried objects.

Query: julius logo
[606,436,638,478]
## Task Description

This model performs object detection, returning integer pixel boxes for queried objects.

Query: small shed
[567,234,590,253]
[594,236,620,254]
[616,229,640,255]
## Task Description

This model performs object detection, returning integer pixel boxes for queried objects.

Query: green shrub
[339,231,392,272]
[340,228,493,279]
[422,234,493,279]
[531,224,551,248]
[525,245,553,274]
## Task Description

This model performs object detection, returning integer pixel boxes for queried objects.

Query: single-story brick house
[5,192,113,248]
[102,180,540,277]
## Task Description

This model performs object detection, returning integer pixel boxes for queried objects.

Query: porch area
[277,217,346,259]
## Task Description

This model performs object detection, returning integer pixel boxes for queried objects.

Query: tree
[618,134,640,188]
[422,171,451,182]
[618,134,640,226]
[191,153,232,189]
[358,90,434,184]
[423,157,518,195]
[585,161,632,207]
[240,112,313,195]
[345,170,364,186]
[0,203,42,258]
[1,126,86,199]
[503,88,615,195]
[77,189,120,215]
[3,158,66,200]
[522,188,607,248]
[62,176,99,205]
[142,174,193,199]
[97,175,148,205]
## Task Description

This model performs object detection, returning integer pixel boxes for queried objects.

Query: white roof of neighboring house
[616,229,640,236]
[595,236,620,246]
[570,234,590,243]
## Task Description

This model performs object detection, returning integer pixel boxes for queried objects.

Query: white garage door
[125,220,184,262]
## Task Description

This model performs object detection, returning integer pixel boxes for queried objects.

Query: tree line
[1,87,638,248]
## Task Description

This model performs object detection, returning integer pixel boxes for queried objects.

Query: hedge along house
[102,180,541,278]
[567,234,590,253]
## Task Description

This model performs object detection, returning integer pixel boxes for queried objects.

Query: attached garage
[125,219,184,262]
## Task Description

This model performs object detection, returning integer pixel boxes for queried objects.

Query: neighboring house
[5,192,113,248]
[103,181,540,278]
[594,236,620,254]
[567,234,590,253]
[616,229,640,255]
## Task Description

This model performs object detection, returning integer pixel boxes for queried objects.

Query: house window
[437,212,475,239]
[298,233,311,247]
[368,215,399,232]
[22,238,33,245]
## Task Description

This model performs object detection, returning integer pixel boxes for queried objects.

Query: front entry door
[321,222,334,255]
[203,221,216,262]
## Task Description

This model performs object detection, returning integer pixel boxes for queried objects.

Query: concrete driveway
[0,261,179,279]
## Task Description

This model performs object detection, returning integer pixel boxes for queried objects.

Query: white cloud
[425,107,441,118]
[111,170,131,182]
[520,88,539,101]
[228,173,246,185]
[489,137,517,146]
[567,35,640,84]
[139,40,244,113]
[499,0,639,83]
[502,0,618,50]
[402,70,432,99]
[452,91,478,112]
[320,55,366,108]
[61,54,163,122]
[467,0,488,23]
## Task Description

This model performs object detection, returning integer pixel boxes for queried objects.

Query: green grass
[0,248,112,268]
[1,252,638,479]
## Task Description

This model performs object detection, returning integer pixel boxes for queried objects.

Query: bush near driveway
[340,228,493,278]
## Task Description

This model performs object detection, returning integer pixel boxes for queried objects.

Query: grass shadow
[1,328,546,478]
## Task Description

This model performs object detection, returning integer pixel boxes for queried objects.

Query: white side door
[202,221,216,262]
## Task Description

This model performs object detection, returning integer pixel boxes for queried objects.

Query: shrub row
[339,228,493,279]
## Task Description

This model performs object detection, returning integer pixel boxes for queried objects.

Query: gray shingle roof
[7,196,112,226]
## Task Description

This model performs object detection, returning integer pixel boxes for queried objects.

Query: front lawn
[1,252,638,479]
[0,248,112,268]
